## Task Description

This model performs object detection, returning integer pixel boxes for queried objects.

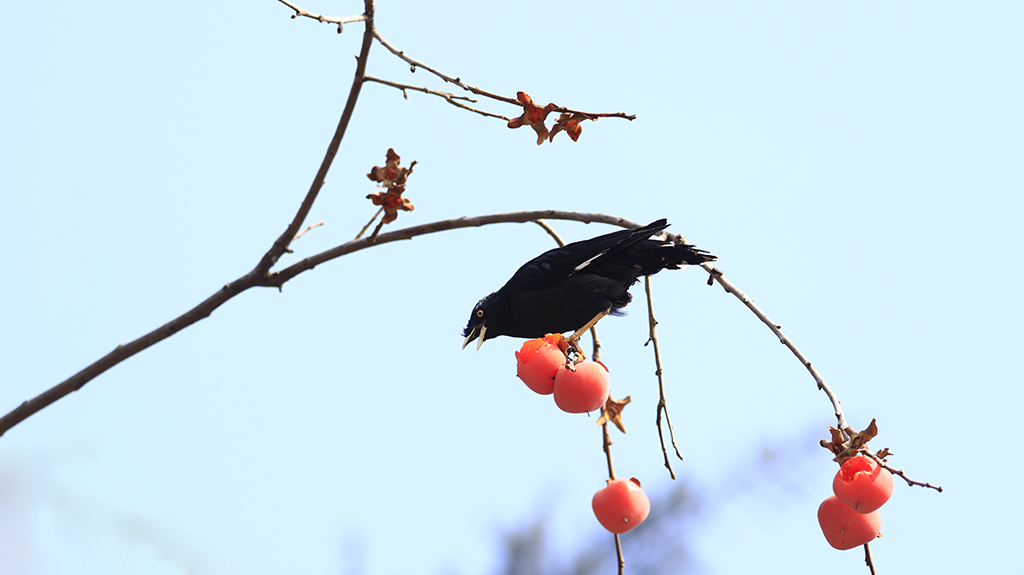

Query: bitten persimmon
[592,477,651,534]
[553,361,609,413]
[515,335,565,395]
[817,495,882,550]
[833,456,894,514]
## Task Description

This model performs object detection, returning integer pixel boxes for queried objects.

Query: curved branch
[701,263,852,433]
[370,28,635,122]
[532,219,566,247]
[261,211,643,287]
[865,451,943,492]
[0,211,639,437]
[0,202,858,449]
[257,0,376,274]
[372,28,519,106]
[0,1,378,438]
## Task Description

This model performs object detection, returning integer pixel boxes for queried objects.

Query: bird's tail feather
[641,241,717,274]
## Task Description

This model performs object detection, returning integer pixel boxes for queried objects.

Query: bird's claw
[556,334,586,366]
[566,335,587,362]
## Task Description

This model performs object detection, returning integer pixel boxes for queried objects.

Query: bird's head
[462,293,497,350]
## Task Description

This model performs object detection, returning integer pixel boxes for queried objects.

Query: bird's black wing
[501,220,670,293]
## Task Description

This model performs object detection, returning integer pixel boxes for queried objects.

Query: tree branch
[372,28,519,106]
[293,220,325,241]
[364,76,511,121]
[701,263,852,433]
[865,451,944,492]
[0,203,859,463]
[864,543,877,575]
[260,211,643,287]
[0,211,638,437]
[371,28,635,122]
[0,270,257,437]
[532,219,567,247]
[644,276,683,479]
[601,422,625,575]
[257,0,375,275]
[0,0,377,438]
[277,0,368,33]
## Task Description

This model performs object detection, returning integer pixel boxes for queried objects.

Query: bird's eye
[476,309,484,318]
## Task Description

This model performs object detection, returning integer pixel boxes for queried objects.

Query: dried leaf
[596,395,631,433]
[821,419,886,464]
[549,112,588,142]
[367,148,414,186]
[365,149,416,225]
[507,91,557,145]
[848,419,879,451]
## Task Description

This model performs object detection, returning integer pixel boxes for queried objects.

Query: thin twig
[552,107,636,122]
[364,76,510,121]
[277,0,367,33]
[701,263,852,434]
[531,219,565,247]
[865,452,943,492]
[613,532,624,575]
[602,422,617,481]
[0,0,377,438]
[355,207,383,239]
[368,220,385,243]
[256,0,375,275]
[864,543,876,575]
[698,254,941,499]
[371,29,635,121]
[293,220,325,241]
[645,276,682,479]
[372,29,519,105]
[601,423,625,575]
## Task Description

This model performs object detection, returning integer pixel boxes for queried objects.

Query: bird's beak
[462,323,486,350]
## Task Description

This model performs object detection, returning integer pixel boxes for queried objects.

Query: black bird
[462,219,716,352]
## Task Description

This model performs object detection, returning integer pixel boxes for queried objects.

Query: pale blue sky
[2,1,1021,574]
